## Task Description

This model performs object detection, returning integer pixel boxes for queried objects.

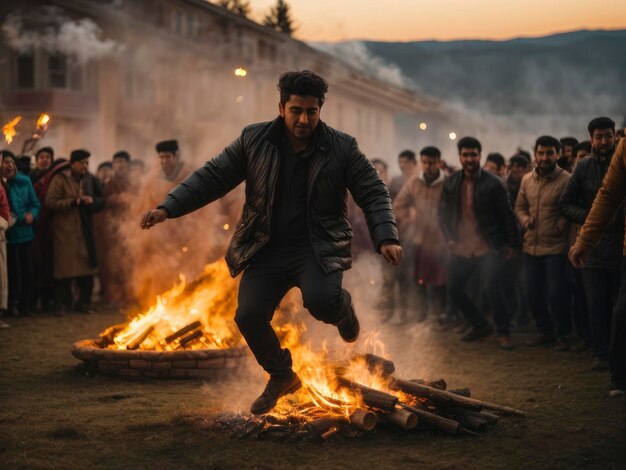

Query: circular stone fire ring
[71,338,249,379]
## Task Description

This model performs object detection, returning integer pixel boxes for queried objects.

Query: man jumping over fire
[140,71,403,414]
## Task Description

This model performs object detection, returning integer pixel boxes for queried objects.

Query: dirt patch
[0,307,625,469]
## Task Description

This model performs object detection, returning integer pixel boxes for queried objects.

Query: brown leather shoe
[250,373,302,415]
[497,335,515,350]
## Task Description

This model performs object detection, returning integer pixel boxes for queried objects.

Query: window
[49,55,67,88]
[174,10,183,34]
[17,55,34,88]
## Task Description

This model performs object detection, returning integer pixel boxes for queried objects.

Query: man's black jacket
[559,153,624,270]
[437,169,521,252]
[159,117,399,277]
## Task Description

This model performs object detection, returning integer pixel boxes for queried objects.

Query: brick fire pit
[71,338,248,379]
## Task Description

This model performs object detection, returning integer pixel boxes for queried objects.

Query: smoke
[312,41,411,89]
[2,7,123,63]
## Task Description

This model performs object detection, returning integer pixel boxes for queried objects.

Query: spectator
[99,151,132,304]
[438,137,521,347]
[33,159,70,313]
[570,137,626,397]
[483,152,506,179]
[97,162,113,186]
[389,150,417,199]
[572,140,592,168]
[394,146,448,323]
[0,165,10,328]
[16,156,32,176]
[46,149,105,313]
[506,155,531,203]
[30,147,54,184]
[559,137,579,172]
[560,117,621,370]
[2,151,40,317]
[516,136,572,350]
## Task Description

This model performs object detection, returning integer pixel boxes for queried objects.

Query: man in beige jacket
[515,135,571,350]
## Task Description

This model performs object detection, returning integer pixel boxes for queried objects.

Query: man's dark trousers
[235,242,351,379]
[609,258,626,388]
[524,254,571,337]
[447,253,510,335]
[581,268,620,359]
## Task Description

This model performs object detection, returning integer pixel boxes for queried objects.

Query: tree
[217,0,251,18]
[263,0,295,35]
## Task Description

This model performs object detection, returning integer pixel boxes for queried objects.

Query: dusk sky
[250,0,626,42]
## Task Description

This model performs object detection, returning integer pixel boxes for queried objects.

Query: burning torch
[21,113,51,155]
[2,116,22,145]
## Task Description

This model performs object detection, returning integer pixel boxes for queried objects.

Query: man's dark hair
[17,156,32,174]
[573,140,592,155]
[398,149,416,162]
[370,158,388,170]
[98,162,113,171]
[534,135,561,152]
[509,155,530,168]
[486,152,505,169]
[278,70,329,106]
[457,136,481,153]
[36,146,54,159]
[588,117,616,136]
[113,150,131,162]
[560,137,578,149]
[420,146,441,159]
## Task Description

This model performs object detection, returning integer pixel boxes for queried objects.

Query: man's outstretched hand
[140,208,168,230]
[381,243,403,265]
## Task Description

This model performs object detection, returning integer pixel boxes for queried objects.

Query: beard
[537,160,557,175]
[594,144,615,158]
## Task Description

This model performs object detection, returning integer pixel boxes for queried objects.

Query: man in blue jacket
[1,151,40,316]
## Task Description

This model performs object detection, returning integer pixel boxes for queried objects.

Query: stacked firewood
[211,354,525,441]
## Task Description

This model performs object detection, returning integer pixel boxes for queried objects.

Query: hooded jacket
[6,173,40,245]
[159,117,399,277]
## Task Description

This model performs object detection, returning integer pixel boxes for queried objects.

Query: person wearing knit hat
[45,148,104,314]
[30,147,55,185]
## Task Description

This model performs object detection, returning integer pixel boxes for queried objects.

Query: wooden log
[442,408,489,432]
[400,404,461,436]
[349,409,377,431]
[336,378,398,411]
[321,427,339,440]
[126,325,155,350]
[304,417,344,437]
[179,330,203,348]
[475,411,499,425]
[382,408,418,430]
[165,321,202,344]
[410,378,447,390]
[449,388,471,397]
[354,353,396,376]
[478,400,526,417]
[391,378,482,412]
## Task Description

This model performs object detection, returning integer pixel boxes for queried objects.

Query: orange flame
[2,116,22,144]
[36,113,50,128]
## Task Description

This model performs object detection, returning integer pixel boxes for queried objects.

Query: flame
[37,113,50,128]
[234,67,247,77]
[104,260,241,351]
[2,116,22,144]
[101,258,398,419]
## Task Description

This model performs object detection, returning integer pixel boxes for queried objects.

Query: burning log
[321,427,339,440]
[126,325,155,350]
[336,377,398,411]
[400,404,461,436]
[392,378,525,417]
[349,409,377,431]
[165,321,202,344]
[304,417,344,437]
[355,353,396,376]
[391,378,482,412]
[178,330,203,348]
[380,408,418,430]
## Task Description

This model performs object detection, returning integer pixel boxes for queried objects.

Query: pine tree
[217,0,251,18]
[263,0,295,35]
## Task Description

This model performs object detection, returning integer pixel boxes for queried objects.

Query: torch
[21,113,51,155]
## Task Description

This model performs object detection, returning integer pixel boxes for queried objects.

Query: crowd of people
[0,138,195,326]
[1,113,624,397]
[349,116,625,397]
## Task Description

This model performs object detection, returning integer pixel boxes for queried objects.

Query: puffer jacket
[437,168,521,251]
[159,117,399,277]
[515,165,570,256]
[559,151,624,270]
[6,173,41,245]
